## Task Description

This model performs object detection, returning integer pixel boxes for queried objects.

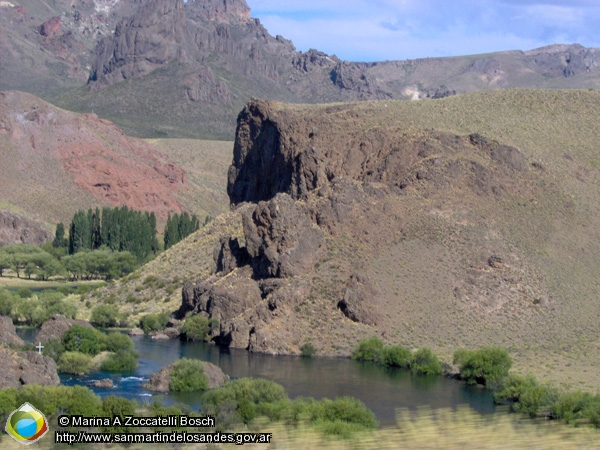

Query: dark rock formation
[0,347,60,388]
[243,193,324,278]
[338,274,381,326]
[0,210,52,247]
[143,360,229,392]
[36,316,93,343]
[0,316,25,347]
[227,99,529,206]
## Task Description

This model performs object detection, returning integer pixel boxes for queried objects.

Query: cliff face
[0,210,52,247]
[181,98,562,356]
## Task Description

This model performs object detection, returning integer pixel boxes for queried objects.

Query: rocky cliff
[0,210,52,247]
[179,97,563,355]
[2,1,599,139]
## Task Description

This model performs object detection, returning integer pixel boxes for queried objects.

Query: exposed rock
[0,347,60,388]
[213,236,249,275]
[0,210,52,247]
[128,328,145,336]
[150,332,170,340]
[36,316,93,343]
[228,100,530,206]
[143,360,229,392]
[91,378,113,389]
[338,274,381,326]
[0,316,25,347]
[243,193,324,278]
[163,328,181,339]
[38,16,61,38]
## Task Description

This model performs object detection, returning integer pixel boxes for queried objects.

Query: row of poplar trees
[55,207,159,262]
[55,208,202,261]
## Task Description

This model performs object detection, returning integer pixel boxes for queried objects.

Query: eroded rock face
[0,316,25,347]
[36,316,93,343]
[0,347,60,388]
[243,193,324,278]
[0,210,52,247]
[338,274,381,326]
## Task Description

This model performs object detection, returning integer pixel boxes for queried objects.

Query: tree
[351,337,384,362]
[62,324,100,355]
[53,222,67,248]
[410,348,443,376]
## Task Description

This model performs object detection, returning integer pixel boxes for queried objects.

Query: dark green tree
[53,222,66,248]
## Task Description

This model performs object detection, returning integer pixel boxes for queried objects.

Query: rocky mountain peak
[185,0,251,24]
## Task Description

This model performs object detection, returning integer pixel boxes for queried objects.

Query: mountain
[1,0,600,139]
[0,90,190,226]
[88,88,600,391]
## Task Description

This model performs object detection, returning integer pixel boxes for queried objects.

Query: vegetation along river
[18,329,495,426]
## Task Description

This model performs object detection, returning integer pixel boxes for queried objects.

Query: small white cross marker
[36,342,44,354]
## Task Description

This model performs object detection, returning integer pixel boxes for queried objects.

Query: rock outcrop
[0,347,60,388]
[0,210,52,247]
[36,316,93,343]
[143,360,229,392]
[181,98,553,356]
[0,316,25,347]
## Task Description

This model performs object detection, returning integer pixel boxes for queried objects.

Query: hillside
[89,89,600,391]
[1,1,599,139]
[0,91,191,226]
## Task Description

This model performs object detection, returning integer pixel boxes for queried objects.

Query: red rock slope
[0,91,187,223]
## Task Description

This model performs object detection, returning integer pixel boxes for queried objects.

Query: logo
[5,403,49,445]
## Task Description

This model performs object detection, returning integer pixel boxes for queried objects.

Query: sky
[245,0,600,62]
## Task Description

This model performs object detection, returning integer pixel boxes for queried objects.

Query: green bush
[202,378,287,424]
[15,385,101,417]
[102,332,134,353]
[169,358,209,392]
[0,388,18,416]
[139,313,169,333]
[90,305,121,328]
[410,348,443,376]
[494,374,559,418]
[454,347,512,388]
[101,396,137,433]
[300,342,317,357]
[17,287,32,299]
[306,397,379,437]
[351,337,384,362]
[62,324,100,355]
[181,315,210,341]
[101,350,139,373]
[42,337,65,362]
[58,351,92,375]
[0,289,15,316]
[380,345,411,368]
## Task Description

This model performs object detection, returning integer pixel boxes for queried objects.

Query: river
[18,329,495,426]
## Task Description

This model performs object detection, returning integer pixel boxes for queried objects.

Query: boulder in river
[0,346,60,388]
[0,315,25,347]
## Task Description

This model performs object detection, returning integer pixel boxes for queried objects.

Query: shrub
[410,348,443,376]
[307,397,379,437]
[380,345,411,368]
[169,358,209,392]
[300,343,317,357]
[42,337,65,362]
[90,305,121,328]
[101,350,139,373]
[102,332,134,353]
[139,313,169,333]
[17,287,32,299]
[202,378,287,424]
[62,324,100,355]
[58,351,92,375]
[454,347,512,388]
[0,289,15,316]
[15,385,101,417]
[101,396,137,433]
[351,337,384,362]
[181,315,210,342]
[0,388,18,416]
[494,374,559,418]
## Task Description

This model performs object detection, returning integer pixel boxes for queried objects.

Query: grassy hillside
[88,89,600,391]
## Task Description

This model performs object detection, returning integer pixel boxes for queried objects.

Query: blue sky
[246,0,600,62]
